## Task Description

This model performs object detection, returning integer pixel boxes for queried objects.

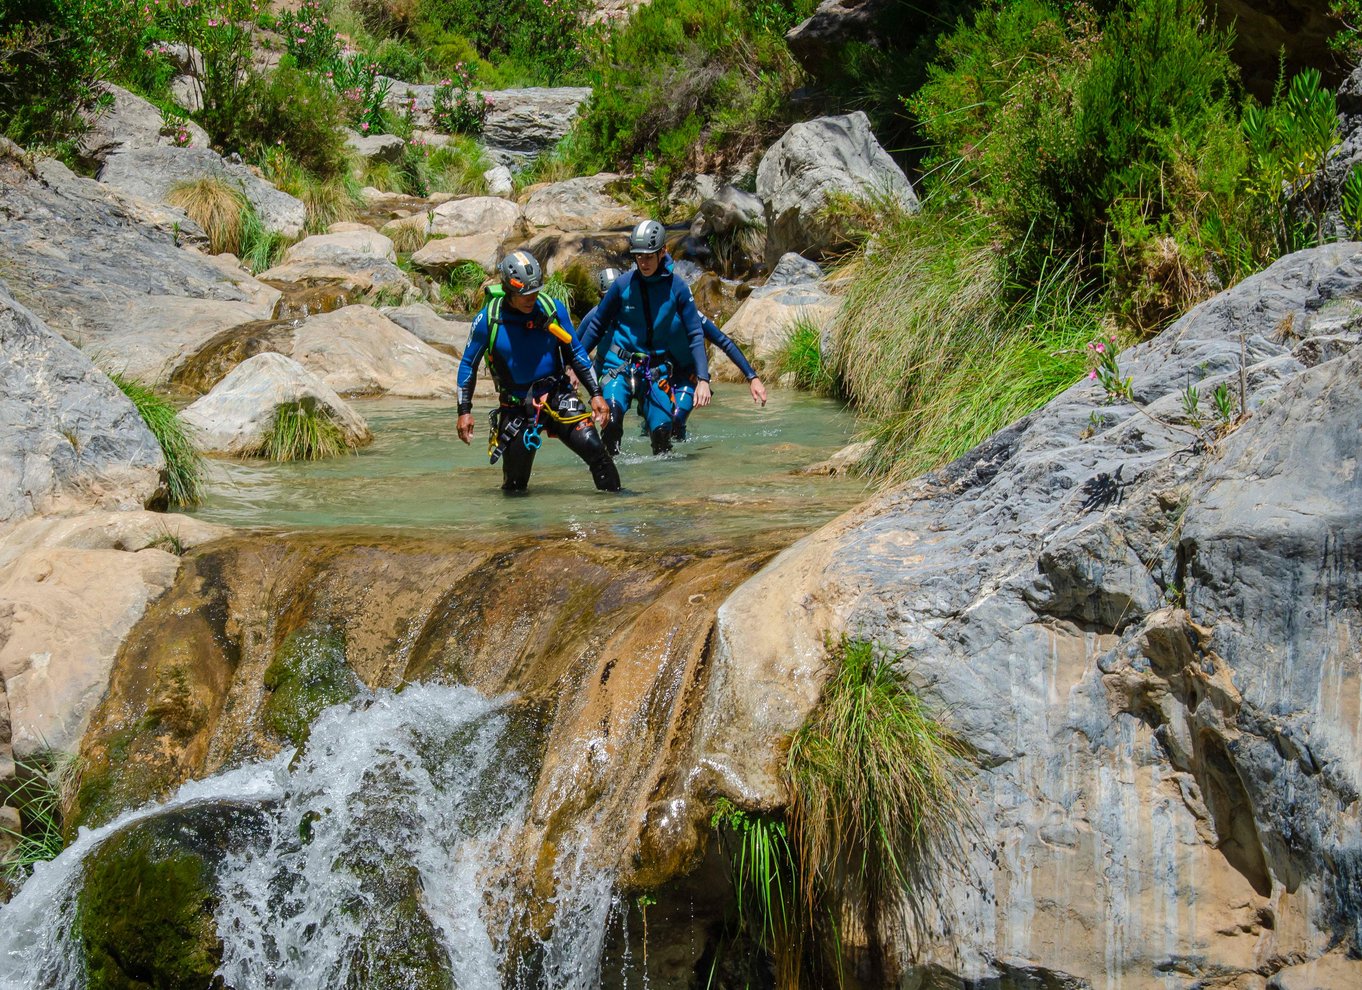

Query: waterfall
[0,683,620,990]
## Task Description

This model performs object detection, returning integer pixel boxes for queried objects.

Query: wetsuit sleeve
[549,299,603,398]
[673,280,710,381]
[456,310,490,415]
[703,318,757,380]
[577,281,622,357]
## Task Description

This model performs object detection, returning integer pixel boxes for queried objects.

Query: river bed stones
[180,352,373,457]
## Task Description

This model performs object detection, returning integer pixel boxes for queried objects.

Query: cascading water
[0,683,622,990]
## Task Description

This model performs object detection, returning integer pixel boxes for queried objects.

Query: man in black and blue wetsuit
[590,267,768,442]
[456,251,619,492]
[576,220,711,456]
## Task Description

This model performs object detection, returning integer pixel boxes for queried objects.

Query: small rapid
[0,683,622,990]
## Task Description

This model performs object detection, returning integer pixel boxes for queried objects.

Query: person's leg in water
[546,386,621,490]
[670,376,697,441]
[640,370,678,454]
[600,367,633,456]
[499,416,538,492]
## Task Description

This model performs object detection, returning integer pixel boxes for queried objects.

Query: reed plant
[786,638,975,981]
[109,372,205,507]
[259,401,349,461]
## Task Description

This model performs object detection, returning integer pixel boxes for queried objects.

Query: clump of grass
[167,177,245,255]
[259,401,349,461]
[786,638,976,980]
[109,372,205,507]
[774,317,837,395]
[830,203,1097,484]
[2,751,81,883]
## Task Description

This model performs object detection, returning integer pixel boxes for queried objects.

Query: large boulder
[0,510,226,757]
[480,87,592,165]
[98,145,307,238]
[521,175,640,231]
[258,229,412,299]
[756,111,917,266]
[78,83,211,165]
[712,280,842,382]
[180,352,372,456]
[699,242,1362,986]
[0,286,164,525]
[291,306,458,398]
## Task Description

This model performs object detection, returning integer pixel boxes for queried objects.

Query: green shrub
[567,0,812,178]
[109,372,205,507]
[786,638,975,980]
[259,401,350,461]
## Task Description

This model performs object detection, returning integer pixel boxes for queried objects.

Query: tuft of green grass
[259,401,349,461]
[2,751,81,882]
[774,316,837,395]
[109,372,205,507]
[786,638,975,974]
[167,177,245,255]
[830,203,1096,484]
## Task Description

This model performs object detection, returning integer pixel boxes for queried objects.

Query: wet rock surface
[705,242,1362,986]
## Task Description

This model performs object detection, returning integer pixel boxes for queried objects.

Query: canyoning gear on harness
[596,267,623,296]
[499,250,544,297]
[456,290,601,416]
[628,220,666,255]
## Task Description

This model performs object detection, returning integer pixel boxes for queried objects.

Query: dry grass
[167,177,246,255]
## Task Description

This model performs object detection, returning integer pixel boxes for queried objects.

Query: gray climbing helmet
[596,267,623,295]
[498,250,544,296]
[628,220,666,255]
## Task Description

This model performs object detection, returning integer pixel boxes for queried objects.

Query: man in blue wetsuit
[589,266,768,443]
[456,251,619,492]
[576,220,711,456]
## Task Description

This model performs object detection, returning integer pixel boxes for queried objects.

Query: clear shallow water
[190,390,868,545]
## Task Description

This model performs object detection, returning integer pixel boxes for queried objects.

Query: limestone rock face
[0,511,226,758]
[756,111,916,266]
[521,175,640,231]
[180,352,372,456]
[0,286,164,525]
[78,84,211,164]
[291,306,458,397]
[713,280,842,382]
[98,145,307,238]
[701,242,1362,986]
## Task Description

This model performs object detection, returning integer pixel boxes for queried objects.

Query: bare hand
[590,395,610,428]
[457,413,475,445]
[695,380,713,407]
[749,377,768,406]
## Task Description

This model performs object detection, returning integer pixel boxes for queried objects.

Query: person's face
[635,250,663,277]
[508,290,538,313]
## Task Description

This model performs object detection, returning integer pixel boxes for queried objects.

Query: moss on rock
[262,625,360,747]
[76,803,267,990]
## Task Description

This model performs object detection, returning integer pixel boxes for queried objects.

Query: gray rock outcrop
[700,242,1362,986]
[0,150,280,382]
[756,111,917,266]
[181,352,372,456]
[98,145,307,237]
[78,84,211,164]
[0,286,164,525]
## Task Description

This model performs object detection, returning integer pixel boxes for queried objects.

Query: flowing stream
[1,392,863,988]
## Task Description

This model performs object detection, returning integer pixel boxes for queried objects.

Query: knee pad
[650,425,673,456]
